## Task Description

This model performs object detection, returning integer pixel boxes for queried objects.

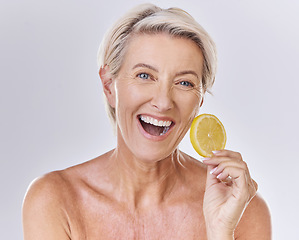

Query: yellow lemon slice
[190,114,227,157]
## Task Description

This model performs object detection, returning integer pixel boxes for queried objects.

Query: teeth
[140,115,172,127]
[160,126,170,135]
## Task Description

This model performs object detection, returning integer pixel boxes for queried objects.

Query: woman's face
[111,33,204,162]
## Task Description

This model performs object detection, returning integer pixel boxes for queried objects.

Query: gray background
[1,0,298,239]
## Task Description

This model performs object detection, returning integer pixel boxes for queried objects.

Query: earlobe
[200,96,204,107]
[99,65,116,108]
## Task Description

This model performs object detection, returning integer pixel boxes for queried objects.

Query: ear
[199,96,204,107]
[199,86,205,108]
[99,65,116,108]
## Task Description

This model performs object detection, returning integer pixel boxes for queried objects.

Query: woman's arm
[22,174,71,240]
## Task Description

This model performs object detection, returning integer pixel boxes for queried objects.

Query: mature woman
[23,3,271,239]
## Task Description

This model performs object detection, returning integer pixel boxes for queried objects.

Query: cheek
[176,91,202,117]
[115,81,152,113]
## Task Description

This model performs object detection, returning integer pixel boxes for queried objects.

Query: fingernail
[212,150,220,155]
[216,173,222,179]
[210,167,217,174]
[202,157,210,162]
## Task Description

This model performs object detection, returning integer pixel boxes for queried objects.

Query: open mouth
[138,115,174,136]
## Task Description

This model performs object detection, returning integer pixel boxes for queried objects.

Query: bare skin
[23,150,270,239]
[23,34,271,239]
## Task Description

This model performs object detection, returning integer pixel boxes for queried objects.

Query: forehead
[121,33,204,74]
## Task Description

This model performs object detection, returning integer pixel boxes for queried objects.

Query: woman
[23,3,271,239]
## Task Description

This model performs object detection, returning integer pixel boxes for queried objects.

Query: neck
[107,147,185,211]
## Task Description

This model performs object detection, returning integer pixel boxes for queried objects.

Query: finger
[247,178,258,199]
[205,165,220,188]
[217,167,249,201]
[202,155,243,167]
[248,183,258,201]
[252,179,258,191]
[210,160,248,176]
[202,156,232,166]
[212,149,243,160]
[217,166,257,201]
[215,166,245,182]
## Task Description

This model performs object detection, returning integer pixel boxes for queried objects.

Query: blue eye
[179,81,193,87]
[138,73,150,79]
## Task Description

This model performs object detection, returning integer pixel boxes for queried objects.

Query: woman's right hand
[202,150,258,239]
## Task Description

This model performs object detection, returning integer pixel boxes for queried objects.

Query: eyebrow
[132,63,158,72]
[132,63,199,79]
[175,70,199,79]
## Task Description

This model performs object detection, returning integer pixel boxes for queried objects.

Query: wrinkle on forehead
[120,33,204,80]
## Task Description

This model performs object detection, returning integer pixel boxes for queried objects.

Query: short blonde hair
[97,3,217,125]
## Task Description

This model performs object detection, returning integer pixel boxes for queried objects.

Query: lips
[138,115,174,137]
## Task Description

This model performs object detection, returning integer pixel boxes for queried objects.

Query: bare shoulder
[22,171,72,239]
[23,164,82,207]
[235,193,272,239]
[179,151,207,174]
[24,170,67,196]
[178,151,207,190]
[23,151,112,207]
[22,150,113,239]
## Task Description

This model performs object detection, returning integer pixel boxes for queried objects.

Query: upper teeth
[140,115,172,127]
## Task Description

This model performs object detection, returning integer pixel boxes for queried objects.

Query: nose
[150,84,174,112]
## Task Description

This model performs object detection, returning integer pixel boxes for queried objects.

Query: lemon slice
[190,114,227,157]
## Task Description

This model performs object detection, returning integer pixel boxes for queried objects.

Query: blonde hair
[97,3,217,124]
